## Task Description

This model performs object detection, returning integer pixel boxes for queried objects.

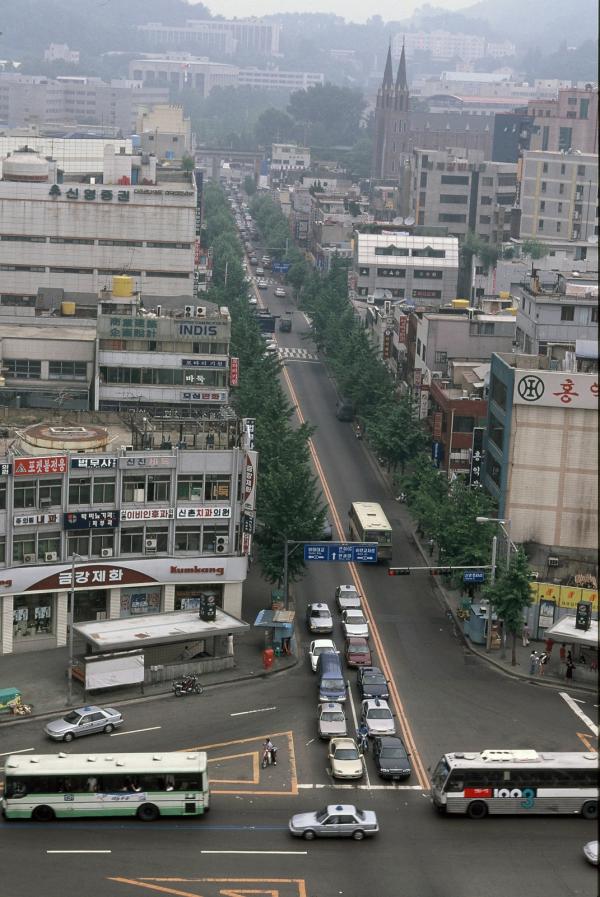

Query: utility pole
[486,535,497,652]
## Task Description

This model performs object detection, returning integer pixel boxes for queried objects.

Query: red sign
[230,357,239,387]
[13,456,67,477]
[433,412,443,441]
[464,788,492,798]
[382,329,393,360]
[397,315,408,345]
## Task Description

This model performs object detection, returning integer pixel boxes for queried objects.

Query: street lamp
[475,517,513,570]
[67,553,82,705]
[476,517,513,652]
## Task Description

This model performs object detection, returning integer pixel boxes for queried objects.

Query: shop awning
[545,616,598,648]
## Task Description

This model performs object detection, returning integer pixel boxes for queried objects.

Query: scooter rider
[357,723,369,753]
[263,738,277,765]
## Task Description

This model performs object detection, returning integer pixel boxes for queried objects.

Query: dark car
[372,736,412,780]
[344,637,372,667]
[357,666,389,700]
[335,397,354,422]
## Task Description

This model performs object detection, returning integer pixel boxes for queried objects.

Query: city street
[0,256,597,897]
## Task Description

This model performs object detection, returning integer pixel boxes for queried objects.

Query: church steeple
[382,43,394,89]
[395,40,407,91]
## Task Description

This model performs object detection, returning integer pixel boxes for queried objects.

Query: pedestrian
[559,643,566,664]
[566,657,575,681]
[538,652,549,676]
[529,650,539,676]
[522,624,530,647]
[544,637,554,654]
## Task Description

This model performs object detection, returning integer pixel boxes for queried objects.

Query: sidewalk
[410,528,598,696]
[0,562,297,724]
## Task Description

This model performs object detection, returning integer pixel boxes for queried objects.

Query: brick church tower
[371,42,410,179]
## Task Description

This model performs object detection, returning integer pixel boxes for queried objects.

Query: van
[318,653,346,703]
[336,397,354,422]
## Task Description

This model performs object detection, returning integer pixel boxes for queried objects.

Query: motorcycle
[172,674,203,697]
[261,746,277,768]
[357,729,369,754]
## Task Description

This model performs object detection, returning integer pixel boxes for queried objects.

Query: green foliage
[287,83,366,146]
[254,108,297,148]
[521,239,550,260]
[181,155,195,173]
[243,175,257,196]
[483,548,533,665]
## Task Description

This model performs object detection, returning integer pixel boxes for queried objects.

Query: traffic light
[429,567,452,576]
[388,567,411,576]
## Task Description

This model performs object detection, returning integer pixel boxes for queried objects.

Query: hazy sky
[196,0,473,25]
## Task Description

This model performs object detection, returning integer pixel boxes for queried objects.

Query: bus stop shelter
[545,616,598,685]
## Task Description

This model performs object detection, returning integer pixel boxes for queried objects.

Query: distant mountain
[461,0,598,50]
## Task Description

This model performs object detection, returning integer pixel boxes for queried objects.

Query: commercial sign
[14,456,67,477]
[29,565,157,592]
[514,371,598,410]
[242,512,255,534]
[123,456,174,468]
[63,511,120,530]
[49,185,131,202]
[469,427,485,487]
[230,357,239,387]
[397,314,408,345]
[463,570,486,583]
[121,508,174,521]
[412,289,441,299]
[178,323,218,338]
[176,506,231,520]
[243,418,256,451]
[419,387,429,420]
[181,390,228,403]
[0,463,12,476]
[382,328,393,360]
[107,317,157,339]
[71,457,118,470]
[181,358,227,369]
[538,599,556,629]
[242,451,257,509]
[433,412,443,441]
[14,513,61,527]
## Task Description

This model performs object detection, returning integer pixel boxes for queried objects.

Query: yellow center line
[281,364,430,790]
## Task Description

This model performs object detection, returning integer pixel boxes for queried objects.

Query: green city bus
[348,501,393,562]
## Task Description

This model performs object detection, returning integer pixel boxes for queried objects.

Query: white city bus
[2,751,209,822]
[431,749,599,819]
[348,501,392,561]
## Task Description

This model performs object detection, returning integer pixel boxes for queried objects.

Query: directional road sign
[463,570,486,583]
[303,542,378,563]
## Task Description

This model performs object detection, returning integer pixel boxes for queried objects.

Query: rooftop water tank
[112,275,134,298]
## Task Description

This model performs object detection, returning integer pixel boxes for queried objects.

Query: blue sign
[303,543,378,563]
[272,261,291,273]
[463,570,486,583]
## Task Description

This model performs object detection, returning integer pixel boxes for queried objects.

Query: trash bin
[262,648,274,669]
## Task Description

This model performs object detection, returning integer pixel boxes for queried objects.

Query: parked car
[306,603,333,634]
[274,286,286,297]
[360,699,396,737]
[357,666,389,700]
[309,638,338,673]
[583,840,598,865]
[318,703,347,739]
[372,736,412,780]
[328,737,363,779]
[261,255,271,266]
[345,637,372,667]
[44,705,124,742]
[335,397,354,421]
[341,608,369,639]
[289,804,379,840]
[257,279,268,290]
[335,585,361,611]
[255,266,264,275]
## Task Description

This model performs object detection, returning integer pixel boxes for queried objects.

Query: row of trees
[249,194,311,300]
[202,185,326,585]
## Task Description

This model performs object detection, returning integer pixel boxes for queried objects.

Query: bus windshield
[349,502,393,561]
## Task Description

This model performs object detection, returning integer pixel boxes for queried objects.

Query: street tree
[482,548,533,666]
[364,396,427,473]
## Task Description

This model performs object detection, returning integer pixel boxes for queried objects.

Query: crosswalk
[278,347,319,363]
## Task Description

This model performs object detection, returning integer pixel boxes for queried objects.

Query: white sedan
[341,608,369,639]
[335,585,361,611]
[274,286,286,297]
[309,638,338,672]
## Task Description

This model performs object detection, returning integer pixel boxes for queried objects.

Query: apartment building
[392,31,515,62]
[237,68,324,92]
[138,18,282,56]
[270,144,311,186]
[0,410,257,655]
[518,150,598,243]
[411,149,518,245]
[0,147,197,301]
[129,57,238,99]
[528,87,598,154]
[353,230,459,306]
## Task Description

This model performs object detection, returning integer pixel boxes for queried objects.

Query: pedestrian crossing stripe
[278,347,318,362]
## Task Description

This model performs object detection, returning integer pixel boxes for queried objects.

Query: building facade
[270,144,311,185]
[518,150,598,243]
[129,57,238,99]
[0,414,257,655]
[513,271,598,358]
[527,87,598,154]
[411,148,518,244]
[393,31,515,62]
[137,19,282,56]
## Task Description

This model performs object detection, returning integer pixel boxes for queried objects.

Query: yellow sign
[559,586,581,609]
[539,583,560,602]
[581,588,598,612]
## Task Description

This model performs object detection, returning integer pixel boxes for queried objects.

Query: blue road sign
[303,543,378,563]
[463,570,486,583]
[272,261,291,273]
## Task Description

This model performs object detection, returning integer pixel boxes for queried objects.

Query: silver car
[318,702,347,739]
[342,608,369,639]
[44,705,123,742]
[289,804,379,840]
[335,585,362,611]
[360,698,396,737]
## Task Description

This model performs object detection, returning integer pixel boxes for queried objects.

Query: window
[580,98,589,119]
[480,196,492,205]
[558,127,572,151]
[591,307,598,324]
[439,213,466,223]
[13,535,36,563]
[434,351,447,365]
[69,478,91,505]
[558,202,563,213]
[122,477,146,503]
[145,526,169,552]
[559,183,565,195]
[91,532,115,557]
[121,527,144,554]
[489,413,504,450]
[541,181,547,193]
[542,126,549,151]
[205,475,231,501]
[37,533,60,561]
[492,378,508,410]
[13,482,37,509]
[567,96,577,105]
[439,194,468,204]
[539,201,545,211]
[420,172,427,188]
[440,175,469,185]
[38,479,62,507]
[0,481,6,510]
[175,527,201,552]
[0,536,4,564]
[177,475,204,501]
[577,164,586,176]
[538,219,544,231]
[560,163,566,175]
[453,416,475,433]
[202,525,229,554]
[556,222,561,233]
[479,215,491,225]
[3,359,41,380]
[482,177,493,186]
[542,162,548,173]
[48,361,87,380]
[93,477,115,504]
[146,475,170,503]
[561,306,575,321]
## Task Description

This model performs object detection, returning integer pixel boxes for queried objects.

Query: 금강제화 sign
[303,543,378,563]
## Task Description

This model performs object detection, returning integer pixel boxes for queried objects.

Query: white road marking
[110,726,161,737]
[230,706,276,717]
[305,738,315,746]
[0,748,34,758]
[560,692,599,736]
[298,783,422,790]
[47,850,112,855]
[346,679,371,789]
[571,698,587,704]
[201,850,307,856]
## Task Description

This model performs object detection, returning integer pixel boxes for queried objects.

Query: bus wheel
[582,801,598,820]
[137,803,160,822]
[32,805,55,822]
[466,801,488,819]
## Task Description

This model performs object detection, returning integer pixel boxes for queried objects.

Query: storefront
[13,592,55,643]
[174,583,223,611]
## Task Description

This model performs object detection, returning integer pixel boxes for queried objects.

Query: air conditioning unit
[548,556,560,567]
[23,553,36,564]
[101,548,113,558]
[145,538,157,551]
[184,305,194,317]
[195,306,207,317]
[133,488,145,503]
[44,551,58,562]
[39,498,52,508]
[123,445,134,452]
[215,535,229,554]
[383,299,391,317]
[431,371,443,380]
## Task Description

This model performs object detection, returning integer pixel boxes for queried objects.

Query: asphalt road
[0,232,597,897]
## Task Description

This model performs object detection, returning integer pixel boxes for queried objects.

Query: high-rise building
[528,87,598,154]
[137,19,282,57]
